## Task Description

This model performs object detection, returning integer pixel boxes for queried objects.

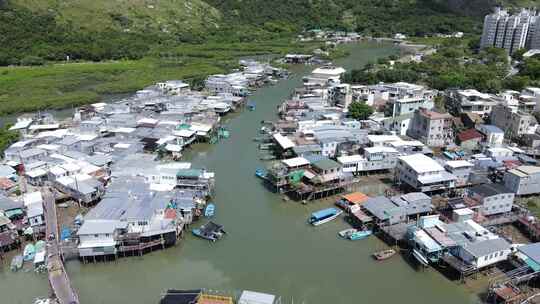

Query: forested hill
[1,0,539,66]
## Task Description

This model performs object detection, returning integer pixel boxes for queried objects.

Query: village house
[456,129,484,151]
[407,108,454,147]
[396,154,456,192]
[362,192,433,226]
[446,89,499,116]
[490,104,537,139]
[467,183,514,216]
[444,160,474,187]
[338,146,399,175]
[504,165,540,196]
[476,124,505,147]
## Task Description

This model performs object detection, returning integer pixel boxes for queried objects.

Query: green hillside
[3,0,540,66]
[11,0,221,34]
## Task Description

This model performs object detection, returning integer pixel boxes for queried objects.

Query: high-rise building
[481,8,539,54]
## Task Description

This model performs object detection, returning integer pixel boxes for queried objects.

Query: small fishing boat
[373,249,397,261]
[338,228,372,240]
[10,255,23,272]
[338,228,357,238]
[255,168,267,179]
[349,229,372,240]
[23,243,36,262]
[192,221,226,242]
[34,240,46,253]
[308,208,343,226]
[259,154,276,161]
[248,103,256,111]
[204,203,215,218]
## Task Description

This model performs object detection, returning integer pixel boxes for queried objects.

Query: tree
[348,102,373,120]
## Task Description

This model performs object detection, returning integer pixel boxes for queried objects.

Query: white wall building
[396,154,456,192]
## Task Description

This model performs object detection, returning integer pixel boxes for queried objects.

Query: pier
[43,188,79,304]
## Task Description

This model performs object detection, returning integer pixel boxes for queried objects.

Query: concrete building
[303,66,346,87]
[362,192,432,226]
[446,89,499,116]
[481,8,508,49]
[338,146,399,174]
[504,165,540,195]
[468,183,514,216]
[481,8,537,54]
[328,84,352,110]
[490,104,537,139]
[407,108,454,147]
[396,154,456,192]
[444,160,474,187]
[476,124,505,147]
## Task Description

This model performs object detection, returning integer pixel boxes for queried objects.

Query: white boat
[308,208,343,226]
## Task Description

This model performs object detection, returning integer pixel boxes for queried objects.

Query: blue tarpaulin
[61,227,71,241]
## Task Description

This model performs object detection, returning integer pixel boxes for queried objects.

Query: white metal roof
[337,154,365,164]
[367,134,401,144]
[137,118,159,125]
[23,192,43,207]
[29,124,60,130]
[113,127,136,133]
[445,160,474,169]
[173,129,196,138]
[282,157,310,168]
[165,144,182,152]
[399,154,444,173]
[9,119,33,130]
[311,66,346,76]
[454,208,474,216]
[238,290,276,304]
[156,136,176,145]
[273,133,295,149]
[364,146,399,154]
[113,143,131,149]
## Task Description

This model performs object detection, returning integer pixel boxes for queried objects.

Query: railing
[118,239,164,252]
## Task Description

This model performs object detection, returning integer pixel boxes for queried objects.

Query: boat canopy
[310,208,338,220]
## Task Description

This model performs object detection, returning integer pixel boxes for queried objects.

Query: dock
[43,188,79,304]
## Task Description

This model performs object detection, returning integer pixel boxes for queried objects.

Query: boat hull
[309,211,342,226]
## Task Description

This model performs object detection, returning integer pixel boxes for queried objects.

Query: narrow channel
[1,42,477,304]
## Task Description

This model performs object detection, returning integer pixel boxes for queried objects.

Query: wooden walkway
[43,188,79,304]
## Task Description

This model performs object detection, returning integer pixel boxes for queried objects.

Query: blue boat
[338,228,372,240]
[23,243,36,262]
[255,168,267,179]
[192,221,226,242]
[349,229,372,240]
[248,103,256,111]
[308,208,343,226]
[204,203,215,217]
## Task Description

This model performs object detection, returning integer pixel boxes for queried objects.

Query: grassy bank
[0,41,319,116]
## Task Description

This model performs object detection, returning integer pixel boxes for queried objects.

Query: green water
[1,43,479,304]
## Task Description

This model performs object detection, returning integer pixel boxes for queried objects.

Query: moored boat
[255,168,267,179]
[338,228,372,240]
[338,228,357,238]
[23,243,36,262]
[192,221,226,242]
[349,229,372,240]
[204,203,215,218]
[308,208,342,226]
[10,255,23,272]
[34,240,46,253]
[373,249,397,261]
